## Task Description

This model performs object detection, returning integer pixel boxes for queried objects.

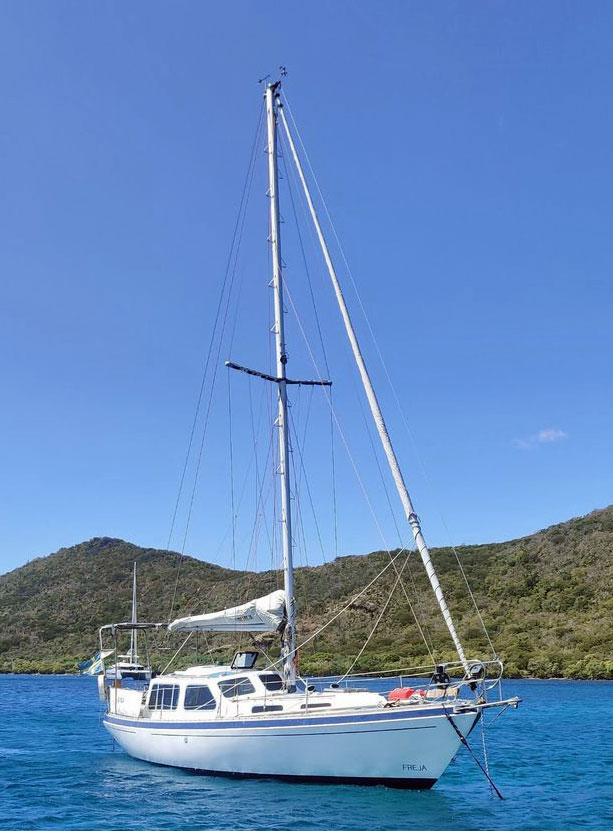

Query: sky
[1,1,612,575]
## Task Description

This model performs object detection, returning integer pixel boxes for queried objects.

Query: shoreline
[1,670,612,682]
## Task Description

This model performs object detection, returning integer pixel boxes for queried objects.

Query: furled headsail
[168,589,286,633]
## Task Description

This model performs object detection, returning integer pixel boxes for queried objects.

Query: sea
[0,675,610,831]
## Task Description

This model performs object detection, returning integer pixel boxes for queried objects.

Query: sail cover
[168,589,286,633]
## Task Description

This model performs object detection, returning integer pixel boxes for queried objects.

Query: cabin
[107,657,386,722]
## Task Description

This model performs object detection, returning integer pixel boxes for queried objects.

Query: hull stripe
[105,705,467,731]
[137,724,437,738]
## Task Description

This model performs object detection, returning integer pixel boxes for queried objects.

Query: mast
[266,82,297,690]
[277,97,470,675]
[129,562,138,664]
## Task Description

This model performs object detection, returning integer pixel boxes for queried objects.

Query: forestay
[168,589,286,633]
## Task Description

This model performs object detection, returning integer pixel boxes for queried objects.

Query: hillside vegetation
[1,506,612,678]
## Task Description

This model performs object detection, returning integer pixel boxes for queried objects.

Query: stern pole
[130,562,138,664]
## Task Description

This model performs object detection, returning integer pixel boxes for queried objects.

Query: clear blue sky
[1,1,612,575]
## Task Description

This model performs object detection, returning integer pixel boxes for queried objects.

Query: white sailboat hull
[104,706,479,788]
[93,79,520,793]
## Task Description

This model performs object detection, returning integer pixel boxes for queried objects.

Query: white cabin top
[108,665,390,722]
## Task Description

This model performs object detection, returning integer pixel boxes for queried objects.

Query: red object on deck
[387,687,415,701]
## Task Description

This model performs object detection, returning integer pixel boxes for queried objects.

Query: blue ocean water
[0,675,610,831]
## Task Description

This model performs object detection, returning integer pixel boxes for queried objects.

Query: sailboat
[98,79,519,789]
[104,563,152,682]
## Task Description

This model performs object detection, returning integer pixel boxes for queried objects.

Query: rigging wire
[480,688,494,798]
[227,370,237,571]
[280,138,339,560]
[279,114,439,662]
[265,230,280,575]
[288,427,310,569]
[166,101,265,623]
[194,383,271,575]
[161,631,193,675]
[281,272,436,664]
[179,420,275,619]
[354,388,438,658]
[244,381,277,573]
[443,711,504,800]
[164,90,491,675]
[281,90,495,659]
[329,388,339,558]
[338,549,412,680]
[262,545,411,672]
[288,406,327,564]
[243,422,277,574]
[293,385,315,500]
[204,373,277,583]
[285,385,307,567]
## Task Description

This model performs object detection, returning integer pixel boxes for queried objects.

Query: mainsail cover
[168,590,286,633]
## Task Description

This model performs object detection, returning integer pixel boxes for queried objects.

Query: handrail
[301,658,503,683]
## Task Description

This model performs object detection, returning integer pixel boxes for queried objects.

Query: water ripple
[1,676,611,831]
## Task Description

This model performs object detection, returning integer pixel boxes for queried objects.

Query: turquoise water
[0,675,610,830]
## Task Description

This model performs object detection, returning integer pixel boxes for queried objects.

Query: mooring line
[444,709,504,800]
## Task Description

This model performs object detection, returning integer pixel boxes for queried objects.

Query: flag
[83,650,113,675]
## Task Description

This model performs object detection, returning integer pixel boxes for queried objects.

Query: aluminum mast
[277,95,469,674]
[266,83,297,690]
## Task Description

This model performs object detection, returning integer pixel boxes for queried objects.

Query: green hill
[1,506,612,678]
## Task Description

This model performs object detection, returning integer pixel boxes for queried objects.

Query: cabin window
[218,677,256,698]
[259,673,283,691]
[300,702,332,710]
[231,651,258,670]
[184,685,216,711]
[252,704,284,713]
[148,684,179,710]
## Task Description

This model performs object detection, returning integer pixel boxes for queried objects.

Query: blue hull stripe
[141,725,437,738]
[105,705,469,731]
